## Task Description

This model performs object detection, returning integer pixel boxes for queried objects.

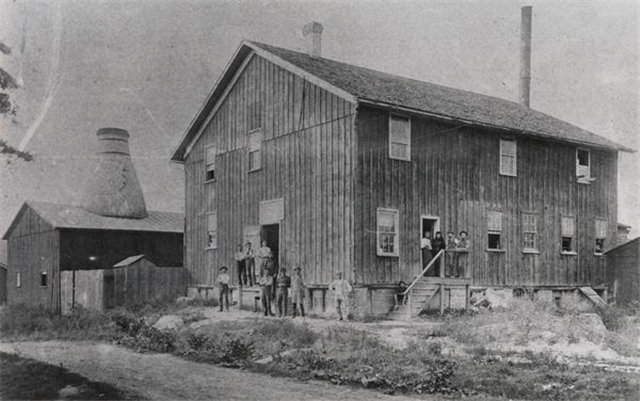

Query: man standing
[329,272,352,321]
[431,231,446,276]
[455,231,470,278]
[245,242,255,286]
[445,231,459,277]
[421,231,433,275]
[275,267,291,317]
[291,267,306,318]
[257,240,271,276]
[259,261,275,316]
[216,266,230,312]
[235,244,246,287]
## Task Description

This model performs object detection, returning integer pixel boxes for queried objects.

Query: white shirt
[217,273,230,285]
[329,278,352,300]
[421,237,432,249]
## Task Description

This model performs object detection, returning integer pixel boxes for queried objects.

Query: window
[16,272,21,288]
[248,99,262,131]
[594,218,607,255]
[207,213,217,249]
[205,146,216,182]
[249,130,262,172]
[389,115,410,161]
[522,213,537,251]
[561,216,575,253]
[499,139,517,176]
[487,211,502,250]
[377,208,399,256]
[576,149,591,183]
[40,272,48,287]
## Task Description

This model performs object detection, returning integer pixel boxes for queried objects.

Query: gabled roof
[171,41,633,162]
[2,201,184,240]
[604,236,639,255]
[113,254,155,268]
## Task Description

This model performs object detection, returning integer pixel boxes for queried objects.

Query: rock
[153,315,184,331]
[59,385,80,398]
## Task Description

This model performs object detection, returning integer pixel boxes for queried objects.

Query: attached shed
[605,237,640,306]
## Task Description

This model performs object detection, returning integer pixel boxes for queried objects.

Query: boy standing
[217,266,230,312]
[235,244,246,286]
[329,272,352,321]
[291,267,306,318]
[275,267,291,317]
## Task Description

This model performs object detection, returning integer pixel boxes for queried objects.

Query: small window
[249,130,262,172]
[205,146,216,182]
[499,139,517,176]
[16,272,21,288]
[561,216,575,253]
[594,218,607,255]
[487,211,502,250]
[576,149,591,183]
[40,272,48,287]
[377,208,399,256]
[248,99,262,131]
[207,213,217,249]
[389,116,410,161]
[522,213,537,251]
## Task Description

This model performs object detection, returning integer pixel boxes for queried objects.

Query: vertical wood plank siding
[184,55,356,285]
[354,105,618,287]
[6,208,61,312]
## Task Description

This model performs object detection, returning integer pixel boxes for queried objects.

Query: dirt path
[0,341,422,400]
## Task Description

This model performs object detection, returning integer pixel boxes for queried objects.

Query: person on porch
[431,231,446,276]
[455,230,470,278]
[445,231,459,277]
[421,231,433,276]
[244,242,255,286]
[235,244,246,287]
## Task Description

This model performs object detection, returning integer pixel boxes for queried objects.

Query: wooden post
[465,284,470,310]
[440,251,445,278]
[439,283,445,315]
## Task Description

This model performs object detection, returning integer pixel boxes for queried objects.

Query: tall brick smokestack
[519,6,533,107]
[82,128,148,218]
[303,21,323,58]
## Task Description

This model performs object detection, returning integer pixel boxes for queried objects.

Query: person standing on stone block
[245,242,255,286]
[329,272,352,321]
[217,266,230,312]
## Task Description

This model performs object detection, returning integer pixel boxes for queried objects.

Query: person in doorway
[291,267,306,318]
[329,272,352,321]
[445,231,459,277]
[235,244,246,286]
[275,267,291,317]
[216,266,230,312]
[455,231,470,278]
[421,231,433,275]
[244,242,255,286]
[263,253,278,300]
[257,240,272,274]
[431,231,446,276]
[259,261,275,316]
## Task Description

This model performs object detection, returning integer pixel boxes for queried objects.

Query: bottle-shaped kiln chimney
[82,128,148,219]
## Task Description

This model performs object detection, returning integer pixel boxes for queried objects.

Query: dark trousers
[219,284,229,311]
[276,287,288,317]
[245,259,255,286]
[336,298,345,320]
[237,260,246,286]
[261,285,273,316]
[431,250,442,276]
[292,303,305,317]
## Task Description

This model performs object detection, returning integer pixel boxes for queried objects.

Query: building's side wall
[6,208,60,311]
[185,55,356,286]
[354,105,618,288]
[607,239,640,305]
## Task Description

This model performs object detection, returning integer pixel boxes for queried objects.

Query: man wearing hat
[275,267,291,317]
[290,267,306,318]
[216,266,230,312]
[455,230,470,278]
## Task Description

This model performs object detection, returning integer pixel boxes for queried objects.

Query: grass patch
[0,352,141,400]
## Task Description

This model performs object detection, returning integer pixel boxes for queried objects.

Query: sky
[0,0,638,239]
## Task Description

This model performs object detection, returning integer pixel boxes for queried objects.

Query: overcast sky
[0,0,638,237]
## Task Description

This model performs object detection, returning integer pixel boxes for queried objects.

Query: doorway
[261,224,280,270]
[421,216,440,276]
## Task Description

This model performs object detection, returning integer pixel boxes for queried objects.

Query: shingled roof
[2,201,183,240]
[171,41,633,161]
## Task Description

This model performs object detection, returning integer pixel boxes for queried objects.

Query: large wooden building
[171,24,632,316]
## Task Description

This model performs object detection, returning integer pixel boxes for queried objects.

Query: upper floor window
[16,272,21,288]
[487,211,503,250]
[576,149,591,183]
[561,216,576,254]
[205,146,216,182]
[389,115,410,161]
[40,272,48,287]
[594,218,607,255]
[499,139,517,176]
[377,208,399,257]
[248,99,262,131]
[249,130,262,172]
[522,212,538,251]
[207,212,217,249]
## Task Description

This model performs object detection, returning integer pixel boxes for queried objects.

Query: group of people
[234,240,274,287]
[420,230,469,277]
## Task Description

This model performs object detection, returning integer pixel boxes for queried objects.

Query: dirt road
[0,341,420,400]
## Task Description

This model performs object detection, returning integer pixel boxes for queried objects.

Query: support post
[465,284,470,310]
[439,283,445,315]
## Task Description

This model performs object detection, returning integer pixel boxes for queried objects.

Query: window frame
[206,212,218,250]
[248,129,262,172]
[486,210,504,252]
[247,98,262,132]
[16,272,21,288]
[40,271,48,287]
[561,215,577,255]
[388,115,411,161]
[594,217,607,256]
[576,148,591,184]
[205,145,217,183]
[376,207,400,257]
[522,212,538,253]
[499,138,517,177]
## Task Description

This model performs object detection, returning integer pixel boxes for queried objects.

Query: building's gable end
[2,203,55,240]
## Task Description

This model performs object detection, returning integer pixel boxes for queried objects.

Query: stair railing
[395,249,445,308]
